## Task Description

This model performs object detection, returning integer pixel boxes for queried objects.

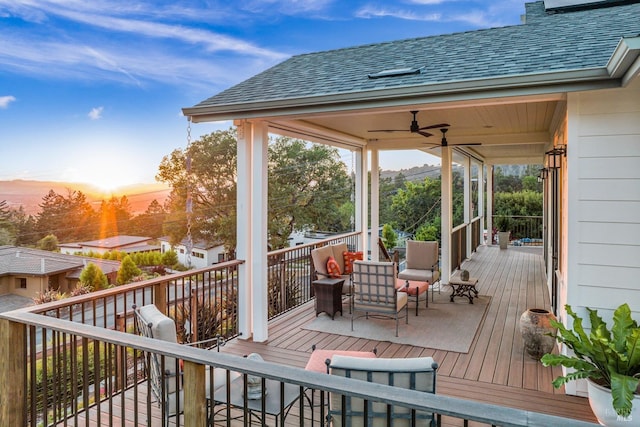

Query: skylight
[368,67,423,79]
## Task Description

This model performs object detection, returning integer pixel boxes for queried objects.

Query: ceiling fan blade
[450,142,482,146]
[419,123,450,131]
[417,131,433,138]
[368,129,409,133]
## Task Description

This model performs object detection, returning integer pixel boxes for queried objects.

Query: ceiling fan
[368,111,449,138]
[423,128,482,149]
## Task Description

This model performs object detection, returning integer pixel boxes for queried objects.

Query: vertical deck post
[0,318,26,426]
[183,361,207,426]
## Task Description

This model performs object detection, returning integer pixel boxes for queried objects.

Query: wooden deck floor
[222,245,597,425]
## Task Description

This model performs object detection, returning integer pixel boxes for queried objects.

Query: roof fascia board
[184,68,617,123]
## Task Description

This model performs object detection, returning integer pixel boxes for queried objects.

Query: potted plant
[495,216,511,249]
[541,304,640,426]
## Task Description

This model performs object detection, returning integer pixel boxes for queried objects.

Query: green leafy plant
[541,304,640,418]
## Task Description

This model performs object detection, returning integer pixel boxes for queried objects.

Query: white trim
[370,148,380,261]
[236,120,253,340]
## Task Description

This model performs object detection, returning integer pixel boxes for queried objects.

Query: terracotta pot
[588,379,640,426]
[519,308,557,360]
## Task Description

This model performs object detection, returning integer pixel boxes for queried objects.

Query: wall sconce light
[537,168,548,183]
[546,145,566,169]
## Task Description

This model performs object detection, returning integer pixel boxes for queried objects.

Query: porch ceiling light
[545,145,566,169]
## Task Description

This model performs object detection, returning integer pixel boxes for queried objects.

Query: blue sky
[0,0,525,190]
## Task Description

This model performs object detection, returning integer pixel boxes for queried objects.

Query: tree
[79,262,108,291]
[268,137,352,248]
[38,234,59,251]
[97,196,132,237]
[390,178,441,237]
[36,189,96,242]
[130,199,166,237]
[162,250,178,267]
[381,224,397,250]
[158,129,353,252]
[157,129,238,249]
[117,255,141,285]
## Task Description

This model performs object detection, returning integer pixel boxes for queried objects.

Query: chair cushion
[406,240,439,270]
[326,256,342,278]
[330,242,349,273]
[342,251,364,274]
[398,268,439,283]
[330,355,436,372]
[312,245,334,276]
[305,349,376,373]
[395,279,429,296]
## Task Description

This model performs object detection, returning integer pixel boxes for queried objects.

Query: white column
[370,148,380,261]
[477,162,485,245]
[441,147,452,284]
[355,148,368,255]
[251,121,269,342]
[235,120,252,339]
[486,165,494,244]
[463,155,471,257]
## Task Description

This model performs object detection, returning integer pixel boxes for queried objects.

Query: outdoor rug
[303,290,490,353]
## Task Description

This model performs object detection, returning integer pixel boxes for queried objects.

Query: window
[16,278,27,289]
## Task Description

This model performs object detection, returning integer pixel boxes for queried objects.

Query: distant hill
[0,180,171,216]
[380,164,442,182]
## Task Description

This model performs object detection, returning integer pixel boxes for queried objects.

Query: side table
[449,276,479,304]
[312,278,345,319]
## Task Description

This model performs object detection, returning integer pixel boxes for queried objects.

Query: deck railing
[0,309,599,427]
[266,231,359,319]
[491,215,543,246]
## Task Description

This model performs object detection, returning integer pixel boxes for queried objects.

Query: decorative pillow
[326,256,342,278]
[342,251,364,274]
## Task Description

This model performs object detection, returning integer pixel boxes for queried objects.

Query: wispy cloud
[0,95,16,108]
[88,106,103,120]
[356,6,441,21]
[356,1,518,28]
[0,0,288,88]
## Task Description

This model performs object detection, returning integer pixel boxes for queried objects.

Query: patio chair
[327,354,439,427]
[133,304,239,425]
[398,240,441,311]
[310,242,354,295]
[351,260,409,337]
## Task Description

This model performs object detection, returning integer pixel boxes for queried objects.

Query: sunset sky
[1,0,525,191]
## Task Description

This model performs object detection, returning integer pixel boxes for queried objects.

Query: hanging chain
[185,117,193,269]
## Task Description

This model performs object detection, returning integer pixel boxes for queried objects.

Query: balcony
[0,233,598,426]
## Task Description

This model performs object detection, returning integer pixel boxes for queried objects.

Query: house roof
[0,246,84,276]
[60,235,153,250]
[184,1,640,120]
[0,246,120,277]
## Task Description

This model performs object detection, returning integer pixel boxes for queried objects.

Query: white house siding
[564,78,640,396]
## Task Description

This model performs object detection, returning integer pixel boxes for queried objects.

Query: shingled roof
[185,1,640,116]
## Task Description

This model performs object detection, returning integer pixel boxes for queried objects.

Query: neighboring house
[158,237,230,269]
[59,235,159,256]
[0,246,120,299]
[182,0,640,400]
